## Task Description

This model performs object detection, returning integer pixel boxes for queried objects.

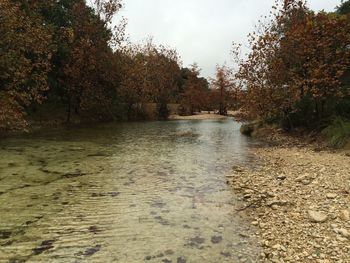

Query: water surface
[0,120,260,262]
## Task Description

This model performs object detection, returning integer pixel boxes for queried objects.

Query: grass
[322,117,350,148]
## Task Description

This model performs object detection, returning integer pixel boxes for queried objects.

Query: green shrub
[322,117,350,148]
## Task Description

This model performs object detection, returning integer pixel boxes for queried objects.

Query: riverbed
[0,120,260,262]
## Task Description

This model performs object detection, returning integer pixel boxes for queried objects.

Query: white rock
[308,210,328,223]
[272,244,281,250]
[326,193,337,199]
[340,209,350,221]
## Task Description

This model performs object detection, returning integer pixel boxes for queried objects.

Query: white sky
[119,0,340,78]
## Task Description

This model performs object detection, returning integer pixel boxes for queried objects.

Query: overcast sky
[120,0,340,78]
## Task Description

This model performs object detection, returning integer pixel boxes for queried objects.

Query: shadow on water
[0,119,261,262]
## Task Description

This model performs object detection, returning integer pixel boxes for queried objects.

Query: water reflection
[0,120,260,262]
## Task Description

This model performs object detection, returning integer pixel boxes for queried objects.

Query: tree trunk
[66,96,71,123]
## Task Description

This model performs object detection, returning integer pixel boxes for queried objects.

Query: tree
[211,65,233,115]
[60,0,124,122]
[145,42,182,119]
[119,39,181,120]
[337,0,350,15]
[118,45,150,119]
[234,0,350,128]
[0,0,52,130]
[179,64,209,115]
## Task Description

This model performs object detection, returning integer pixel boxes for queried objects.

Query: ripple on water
[0,120,260,262]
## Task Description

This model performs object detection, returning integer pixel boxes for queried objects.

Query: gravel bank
[228,146,350,262]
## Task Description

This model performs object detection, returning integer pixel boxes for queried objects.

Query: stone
[326,193,337,199]
[296,174,309,182]
[340,209,350,221]
[335,228,349,238]
[266,199,288,207]
[277,174,286,180]
[271,204,279,210]
[211,236,223,244]
[272,244,281,250]
[308,210,328,223]
[243,194,252,199]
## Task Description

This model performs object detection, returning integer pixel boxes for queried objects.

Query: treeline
[0,0,237,131]
[234,0,350,136]
[0,0,123,130]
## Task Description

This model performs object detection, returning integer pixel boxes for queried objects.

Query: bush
[322,117,350,148]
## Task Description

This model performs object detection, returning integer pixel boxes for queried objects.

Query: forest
[0,0,350,147]
[0,0,233,131]
[235,0,350,147]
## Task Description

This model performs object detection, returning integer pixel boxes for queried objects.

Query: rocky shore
[228,145,350,262]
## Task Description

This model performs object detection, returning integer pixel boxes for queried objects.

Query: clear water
[0,120,260,262]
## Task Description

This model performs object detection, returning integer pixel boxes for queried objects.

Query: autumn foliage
[0,0,214,130]
[118,40,182,119]
[0,0,52,130]
[235,0,350,129]
[178,64,209,115]
[2,0,348,131]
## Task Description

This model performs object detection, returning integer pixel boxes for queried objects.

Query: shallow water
[0,120,260,262]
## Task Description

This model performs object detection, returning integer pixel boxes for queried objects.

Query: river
[0,119,260,262]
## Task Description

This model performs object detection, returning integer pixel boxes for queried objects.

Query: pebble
[229,144,350,261]
[326,193,337,199]
[340,209,350,221]
[335,228,349,238]
[308,210,328,223]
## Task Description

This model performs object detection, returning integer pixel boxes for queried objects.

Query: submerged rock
[177,257,187,263]
[32,240,55,255]
[83,245,101,256]
[211,235,223,244]
[0,230,12,239]
[87,152,109,157]
[175,131,199,138]
[187,236,205,248]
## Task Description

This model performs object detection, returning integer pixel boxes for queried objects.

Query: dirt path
[228,146,350,262]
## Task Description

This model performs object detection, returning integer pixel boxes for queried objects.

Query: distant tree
[211,65,233,115]
[118,45,150,119]
[179,64,209,115]
[337,0,350,15]
[145,42,182,119]
[119,40,181,119]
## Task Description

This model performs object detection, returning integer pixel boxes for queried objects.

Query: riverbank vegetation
[0,0,241,132]
[234,0,350,147]
[2,0,349,147]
